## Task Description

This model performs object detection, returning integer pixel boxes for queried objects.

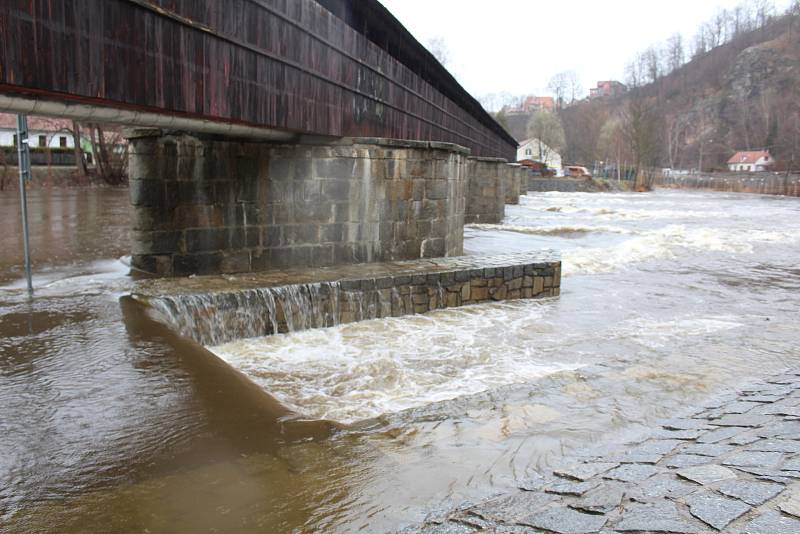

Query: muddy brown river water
[1,188,799,533]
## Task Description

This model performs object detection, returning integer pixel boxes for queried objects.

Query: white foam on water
[563,224,798,276]
[469,223,633,236]
[210,301,583,424]
[610,315,745,349]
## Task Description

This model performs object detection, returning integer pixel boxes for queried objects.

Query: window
[12,134,17,146]
[525,148,532,156]
[59,136,67,148]
[38,135,46,147]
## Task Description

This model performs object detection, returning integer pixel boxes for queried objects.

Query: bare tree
[88,123,128,186]
[693,29,709,58]
[547,71,582,108]
[788,0,800,39]
[597,117,627,179]
[625,54,644,88]
[548,72,569,109]
[665,33,685,73]
[426,37,450,67]
[752,0,775,27]
[621,98,662,190]
[566,72,584,104]
[526,110,566,165]
[642,47,661,84]
[708,9,731,47]
[665,114,689,169]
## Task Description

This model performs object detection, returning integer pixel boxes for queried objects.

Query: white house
[727,150,773,172]
[517,138,562,174]
[0,114,75,148]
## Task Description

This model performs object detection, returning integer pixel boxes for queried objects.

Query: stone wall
[465,157,506,224]
[529,177,595,192]
[128,132,469,276]
[138,252,562,346]
[656,173,800,197]
[504,164,522,205]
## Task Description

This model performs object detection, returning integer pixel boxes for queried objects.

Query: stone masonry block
[315,158,355,179]
[425,180,448,200]
[129,178,164,207]
[185,228,227,253]
[321,180,351,201]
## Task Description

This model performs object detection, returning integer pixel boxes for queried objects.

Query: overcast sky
[380,0,791,103]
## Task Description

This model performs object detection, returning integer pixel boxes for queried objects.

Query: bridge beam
[128,131,471,276]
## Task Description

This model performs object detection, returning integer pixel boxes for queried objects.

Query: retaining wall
[465,157,506,224]
[136,252,561,346]
[657,173,800,197]
[128,132,469,276]
[528,177,600,192]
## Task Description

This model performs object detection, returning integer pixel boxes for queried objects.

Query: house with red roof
[0,113,75,149]
[589,81,627,99]
[727,150,774,172]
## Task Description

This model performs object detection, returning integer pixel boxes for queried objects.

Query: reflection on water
[1,189,800,532]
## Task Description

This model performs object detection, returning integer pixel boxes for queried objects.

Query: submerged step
[132,252,561,346]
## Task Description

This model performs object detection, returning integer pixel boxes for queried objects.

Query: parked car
[565,165,592,178]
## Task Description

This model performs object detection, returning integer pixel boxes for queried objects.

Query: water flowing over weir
[134,252,561,346]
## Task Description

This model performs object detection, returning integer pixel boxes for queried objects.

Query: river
[1,188,799,532]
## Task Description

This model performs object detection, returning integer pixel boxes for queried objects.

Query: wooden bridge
[0,0,526,277]
[0,0,516,159]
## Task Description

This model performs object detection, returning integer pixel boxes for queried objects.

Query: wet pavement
[405,369,800,533]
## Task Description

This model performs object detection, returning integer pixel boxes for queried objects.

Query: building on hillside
[727,150,773,172]
[0,114,75,148]
[503,95,555,115]
[589,81,627,99]
[517,138,562,174]
[521,95,554,113]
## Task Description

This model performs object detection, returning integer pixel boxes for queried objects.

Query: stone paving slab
[403,368,800,534]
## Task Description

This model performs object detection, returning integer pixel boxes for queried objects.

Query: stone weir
[132,252,561,346]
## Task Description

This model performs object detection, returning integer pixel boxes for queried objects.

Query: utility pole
[698,140,704,174]
[699,138,712,174]
[16,114,33,296]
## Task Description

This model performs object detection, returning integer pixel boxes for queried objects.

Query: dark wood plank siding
[0,0,516,159]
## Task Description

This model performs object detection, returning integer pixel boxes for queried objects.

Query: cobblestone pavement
[403,370,800,533]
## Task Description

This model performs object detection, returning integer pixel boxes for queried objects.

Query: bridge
[0,0,527,276]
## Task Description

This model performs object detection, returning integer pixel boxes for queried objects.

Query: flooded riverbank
[1,188,799,532]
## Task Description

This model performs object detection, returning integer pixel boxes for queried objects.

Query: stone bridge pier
[128,131,471,276]
[505,163,524,205]
[465,157,508,224]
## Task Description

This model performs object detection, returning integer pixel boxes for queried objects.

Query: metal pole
[16,114,33,296]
